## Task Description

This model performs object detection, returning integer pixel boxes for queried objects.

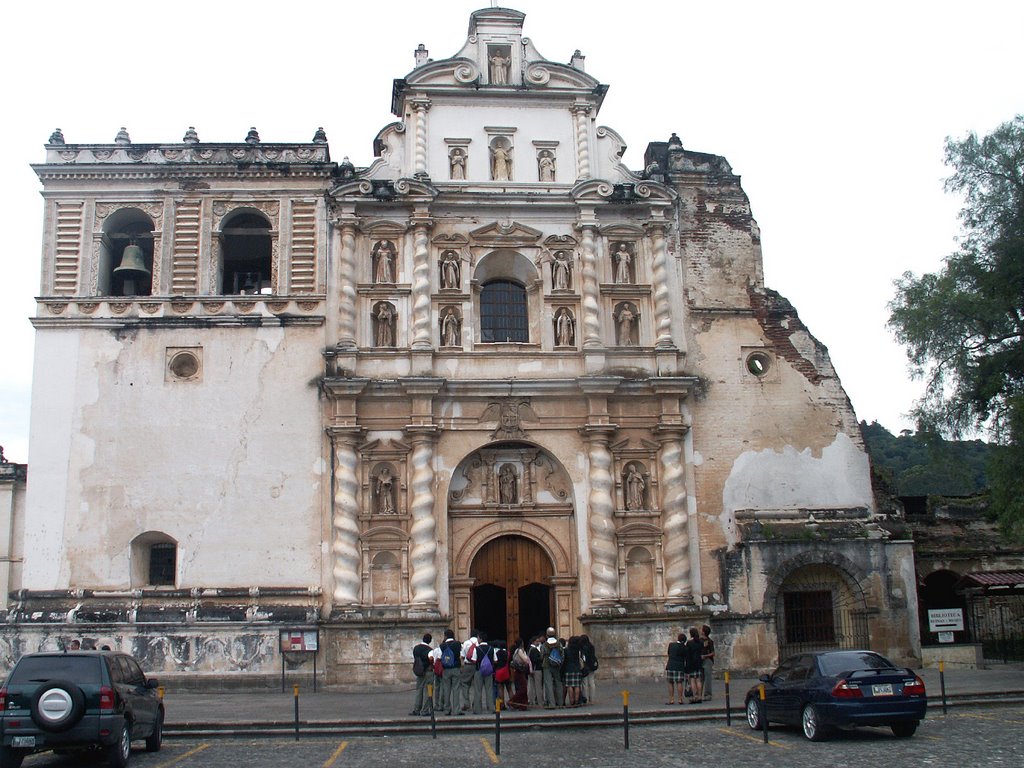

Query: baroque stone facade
[4,8,920,685]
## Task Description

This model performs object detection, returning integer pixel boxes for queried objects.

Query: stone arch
[762,549,869,614]
[453,518,573,579]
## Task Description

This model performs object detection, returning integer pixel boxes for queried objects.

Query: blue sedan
[745,650,928,740]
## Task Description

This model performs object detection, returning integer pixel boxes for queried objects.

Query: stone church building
[3,7,920,684]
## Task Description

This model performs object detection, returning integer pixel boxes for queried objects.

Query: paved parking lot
[14,704,1024,767]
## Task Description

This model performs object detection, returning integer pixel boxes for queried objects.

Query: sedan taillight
[831,679,863,698]
[99,686,115,711]
[902,676,926,696]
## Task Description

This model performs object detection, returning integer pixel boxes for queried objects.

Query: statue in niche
[491,144,512,181]
[449,148,466,180]
[551,250,572,291]
[625,464,646,510]
[375,302,396,347]
[440,250,461,290]
[373,239,397,284]
[376,467,395,514]
[442,307,461,347]
[616,303,636,346]
[489,49,510,84]
[538,151,556,182]
[499,463,518,504]
[613,242,633,284]
[555,308,575,347]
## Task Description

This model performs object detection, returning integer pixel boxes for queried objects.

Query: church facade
[3,8,920,684]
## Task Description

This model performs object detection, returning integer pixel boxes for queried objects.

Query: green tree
[889,115,1024,538]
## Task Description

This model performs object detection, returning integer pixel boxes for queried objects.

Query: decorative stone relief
[490,139,513,181]
[440,250,461,290]
[449,148,467,180]
[554,307,575,347]
[612,242,634,284]
[373,301,397,347]
[488,46,511,84]
[615,302,638,346]
[440,306,461,347]
[374,465,396,514]
[481,398,537,440]
[551,250,573,291]
[624,462,648,510]
[372,239,397,284]
[498,463,519,504]
[538,150,556,182]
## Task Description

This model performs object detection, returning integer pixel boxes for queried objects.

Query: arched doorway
[775,563,868,659]
[918,569,969,644]
[470,535,554,644]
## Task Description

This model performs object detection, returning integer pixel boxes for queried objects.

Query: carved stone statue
[555,308,575,347]
[625,464,646,510]
[491,144,512,181]
[376,467,395,514]
[538,152,556,182]
[499,463,518,504]
[617,304,636,346]
[373,239,397,284]
[449,148,466,180]
[613,243,633,284]
[551,250,571,291]
[441,250,461,290]
[375,303,396,347]
[489,50,510,84]
[442,308,461,347]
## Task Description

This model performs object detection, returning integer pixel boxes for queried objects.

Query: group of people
[411,628,599,716]
[665,625,715,705]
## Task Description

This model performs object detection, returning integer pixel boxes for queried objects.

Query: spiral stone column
[407,429,439,605]
[659,427,692,600]
[584,427,618,601]
[410,216,433,351]
[577,220,601,348]
[329,428,362,605]
[573,103,591,180]
[648,221,673,349]
[411,98,431,178]
[336,220,358,349]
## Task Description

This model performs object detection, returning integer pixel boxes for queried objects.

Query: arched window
[99,209,155,297]
[480,279,528,342]
[130,532,177,588]
[220,212,272,294]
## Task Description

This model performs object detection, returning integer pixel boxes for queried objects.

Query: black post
[623,690,630,750]
[725,671,731,727]
[429,683,436,739]
[939,661,948,715]
[760,684,768,744]
[313,652,318,693]
[293,684,300,742]
[281,654,285,694]
[495,698,501,756]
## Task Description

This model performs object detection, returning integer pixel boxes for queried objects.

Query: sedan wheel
[891,721,919,738]
[802,704,828,741]
[745,697,763,730]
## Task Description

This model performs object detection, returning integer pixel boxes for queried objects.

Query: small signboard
[280,629,318,653]
[928,608,964,633]
[937,631,955,644]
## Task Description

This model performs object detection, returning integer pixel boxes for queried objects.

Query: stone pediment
[469,221,544,246]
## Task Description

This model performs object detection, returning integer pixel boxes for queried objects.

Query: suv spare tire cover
[30,679,87,732]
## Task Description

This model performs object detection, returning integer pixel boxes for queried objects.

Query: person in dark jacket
[562,636,584,706]
[684,627,704,703]
[665,632,687,704]
[411,633,434,716]
[580,633,598,705]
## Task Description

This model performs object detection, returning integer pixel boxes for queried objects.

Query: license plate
[871,683,894,696]
[11,736,36,748]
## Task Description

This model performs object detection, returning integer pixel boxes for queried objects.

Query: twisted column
[585,429,618,600]
[659,429,691,599]
[648,222,673,349]
[337,221,357,349]
[573,104,591,180]
[411,98,431,178]
[410,218,433,350]
[408,430,438,605]
[578,222,601,348]
[330,430,362,605]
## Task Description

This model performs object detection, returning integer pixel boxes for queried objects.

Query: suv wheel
[104,720,131,768]
[0,746,26,768]
[145,709,164,752]
[29,679,86,732]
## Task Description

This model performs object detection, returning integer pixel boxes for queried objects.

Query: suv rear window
[7,655,103,685]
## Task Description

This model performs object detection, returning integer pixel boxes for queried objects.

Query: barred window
[480,279,528,342]
[148,543,177,586]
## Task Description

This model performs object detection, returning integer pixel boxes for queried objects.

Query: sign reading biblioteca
[927,608,964,633]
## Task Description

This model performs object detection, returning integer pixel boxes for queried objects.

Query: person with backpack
[528,635,544,706]
[438,628,463,715]
[542,629,564,708]
[411,632,434,716]
[458,629,479,715]
[471,632,495,714]
[492,639,513,706]
[580,633,598,705]
[508,638,532,710]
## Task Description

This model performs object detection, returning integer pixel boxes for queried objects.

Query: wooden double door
[470,535,553,645]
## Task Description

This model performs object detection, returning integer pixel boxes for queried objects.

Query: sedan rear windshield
[818,651,896,677]
[7,655,103,685]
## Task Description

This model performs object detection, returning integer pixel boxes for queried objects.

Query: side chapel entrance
[470,535,553,644]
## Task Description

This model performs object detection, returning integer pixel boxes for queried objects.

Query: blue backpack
[441,643,458,669]
[548,646,563,667]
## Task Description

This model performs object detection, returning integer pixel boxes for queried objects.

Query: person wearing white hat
[542,633,565,708]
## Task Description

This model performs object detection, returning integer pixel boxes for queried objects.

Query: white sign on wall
[928,608,964,633]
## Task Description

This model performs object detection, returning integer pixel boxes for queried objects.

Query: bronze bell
[113,243,150,277]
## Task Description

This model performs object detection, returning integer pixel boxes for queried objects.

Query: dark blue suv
[0,651,164,767]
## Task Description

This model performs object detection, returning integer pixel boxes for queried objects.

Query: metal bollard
[494,698,502,756]
[293,684,300,742]
[724,671,731,727]
[939,660,948,715]
[622,690,630,750]
[157,686,165,702]
[428,682,436,738]
[759,684,768,744]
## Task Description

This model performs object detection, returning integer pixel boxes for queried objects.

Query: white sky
[1,0,1021,463]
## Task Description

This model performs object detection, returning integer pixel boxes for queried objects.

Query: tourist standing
[700,624,715,700]
[438,629,463,715]
[411,633,434,716]
[665,632,687,704]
